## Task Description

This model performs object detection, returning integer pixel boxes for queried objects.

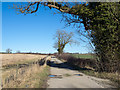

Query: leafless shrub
[55,53,96,69]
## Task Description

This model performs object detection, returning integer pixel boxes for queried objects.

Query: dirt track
[47,57,113,88]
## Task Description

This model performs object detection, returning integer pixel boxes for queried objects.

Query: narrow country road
[47,57,113,88]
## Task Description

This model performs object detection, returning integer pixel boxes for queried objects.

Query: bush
[55,54,96,69]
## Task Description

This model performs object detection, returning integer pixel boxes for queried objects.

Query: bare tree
[6,48,12,53]
[54,30,74,55]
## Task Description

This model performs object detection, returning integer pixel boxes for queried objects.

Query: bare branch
[31,2,40,13]
[14,2,89,30]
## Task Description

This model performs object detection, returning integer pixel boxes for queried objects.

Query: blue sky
[2,2,90,53]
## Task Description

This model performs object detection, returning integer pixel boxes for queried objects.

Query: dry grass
[81,70,120,87]
[1,54,50,88]
[1,54,47,66]
[2,64,50,88]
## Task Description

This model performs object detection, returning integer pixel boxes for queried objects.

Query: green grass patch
[71,54,95,59]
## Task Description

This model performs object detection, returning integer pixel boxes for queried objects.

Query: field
[1,54,50,88]
[71,53,95,59]
[1,54,47,66]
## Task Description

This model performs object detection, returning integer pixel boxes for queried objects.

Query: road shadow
[47,59,92,71]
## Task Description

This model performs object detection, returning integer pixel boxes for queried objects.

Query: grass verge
[72,65,120,88]
[2,64,50,88]
[34,65,50,88]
